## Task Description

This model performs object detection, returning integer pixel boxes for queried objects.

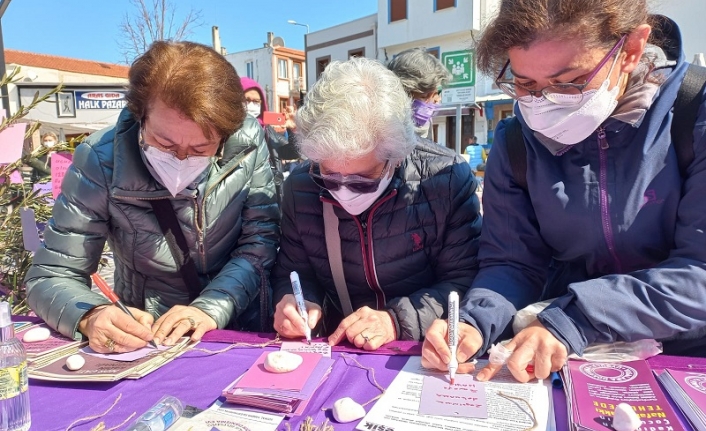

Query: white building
[5,49,129,137]
[226,33,306,112]
[305,0,510,150]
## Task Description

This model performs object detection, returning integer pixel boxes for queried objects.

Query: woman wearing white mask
[25,41,279,353]
[422,0,706,382]
[271,57,482,350]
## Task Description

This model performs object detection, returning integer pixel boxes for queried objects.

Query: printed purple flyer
[666,369,706,412]
[567,359,683,431]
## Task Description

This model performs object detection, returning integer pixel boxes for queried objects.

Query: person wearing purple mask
[387,47,451,139]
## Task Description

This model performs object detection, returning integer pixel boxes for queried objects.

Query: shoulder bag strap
[150,199,203,302]
[505,116,529,192]
[322,201,354,317]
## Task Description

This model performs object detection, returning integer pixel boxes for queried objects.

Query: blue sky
[3,0,378,64]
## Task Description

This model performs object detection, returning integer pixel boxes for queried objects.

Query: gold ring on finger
[104,338,116,352]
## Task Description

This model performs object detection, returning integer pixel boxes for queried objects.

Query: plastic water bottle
[125,395,183,431]
[0,302,30,431]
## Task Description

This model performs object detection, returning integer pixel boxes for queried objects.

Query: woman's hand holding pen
[78,305,154,353]
[274,294,322,338]
[422,319,482,374]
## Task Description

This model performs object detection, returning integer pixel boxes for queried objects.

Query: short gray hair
[387,47,452,95]
[296,57,417,163]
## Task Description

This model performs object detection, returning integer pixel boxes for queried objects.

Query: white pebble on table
[65,355,85,371]
[264,351,303,373]
[332,397,366,423]
[23,327,51,343]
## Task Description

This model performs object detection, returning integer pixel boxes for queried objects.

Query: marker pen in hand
[290,271,311,344]
[448,291,459,385]
[91,273,158,349]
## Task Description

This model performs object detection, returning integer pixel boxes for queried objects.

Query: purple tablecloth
[28,330,700,431]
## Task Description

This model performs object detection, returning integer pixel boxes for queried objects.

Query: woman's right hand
[274,294,322,339]
[421,319,483,374]
[78,305,155,353]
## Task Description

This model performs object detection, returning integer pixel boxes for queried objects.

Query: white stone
[65,354,85,371]
[264,351,303,373]
[22,327,50,343]
[332,397,366,423]
[613,403,642,431]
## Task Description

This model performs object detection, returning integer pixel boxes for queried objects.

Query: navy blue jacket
[461,19,706,357]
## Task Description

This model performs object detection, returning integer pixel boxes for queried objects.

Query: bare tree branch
[117,0,203,64]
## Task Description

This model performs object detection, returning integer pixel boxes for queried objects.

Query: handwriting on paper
[51,152,73,199]
[280,341,332,357]
[418,375,488,418]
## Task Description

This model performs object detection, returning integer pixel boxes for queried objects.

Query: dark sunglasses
[309,160,391,193]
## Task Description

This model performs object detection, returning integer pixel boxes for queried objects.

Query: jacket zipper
[321,190,398,310]
[597,127,623,273]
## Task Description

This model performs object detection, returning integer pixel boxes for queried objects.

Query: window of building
[426,47,440,59]
[279,98,289,113]
[278,58,288,79]
[434,0,455,11]
[316,56,331,79]
[348,48,365,59]
[389,0,407,22]
[246,61,254,79]
[293,62,302,81]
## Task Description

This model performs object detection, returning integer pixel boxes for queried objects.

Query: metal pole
[455,104,463,154]
[0,0,13,119]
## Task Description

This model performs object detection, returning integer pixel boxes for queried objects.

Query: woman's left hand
[328,306,396,351]
[476,320,568,383]
[152,305,217,346]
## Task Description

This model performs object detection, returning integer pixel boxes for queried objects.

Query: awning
[17,119,105,137]
[435,103,481,117]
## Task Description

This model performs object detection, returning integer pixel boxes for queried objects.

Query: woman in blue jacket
[422,0,706,382]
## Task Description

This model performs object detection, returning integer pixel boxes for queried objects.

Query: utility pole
[0,0,13,119]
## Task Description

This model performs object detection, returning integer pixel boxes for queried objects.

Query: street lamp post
[287,20,309,34]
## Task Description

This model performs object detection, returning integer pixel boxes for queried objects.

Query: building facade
[5,50,129,137]
[226,33,306,112]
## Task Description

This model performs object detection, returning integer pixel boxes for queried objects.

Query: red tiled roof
[5,49,129,79]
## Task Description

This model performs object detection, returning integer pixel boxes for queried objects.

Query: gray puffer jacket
[271,139,481,341]
[25,109,280,340]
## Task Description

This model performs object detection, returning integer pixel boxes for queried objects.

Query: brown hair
[476,0,654,75]
[126,41,245,141]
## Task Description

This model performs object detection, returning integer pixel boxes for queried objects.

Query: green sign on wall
[442,50,475,87]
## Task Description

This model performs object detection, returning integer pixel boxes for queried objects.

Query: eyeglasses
[495,35,626,106]
[309,160,391,193]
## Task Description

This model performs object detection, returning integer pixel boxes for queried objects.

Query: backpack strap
[504,116,528,192]
[671,63,706,178]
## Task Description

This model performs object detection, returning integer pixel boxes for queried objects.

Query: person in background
[25,41,280,353]
[387,47,452,139]
[465,136,485,174]
[240,77,299,203]
[25,132,59,182]
[271,58,481,350]
[422,0,706,382]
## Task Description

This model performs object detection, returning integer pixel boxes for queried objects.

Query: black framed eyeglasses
[495,35,626,106]
[309,160,391,193]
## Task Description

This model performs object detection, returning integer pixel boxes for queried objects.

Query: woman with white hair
[271,57,481,350]
[387,47,452,138]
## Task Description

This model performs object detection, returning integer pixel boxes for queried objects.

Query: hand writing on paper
[421,319,480,374]
[78,304,154,353]
[328,306,396,351]
[152,305,217,346]
[476,320,567,383]
[274,294,322,339]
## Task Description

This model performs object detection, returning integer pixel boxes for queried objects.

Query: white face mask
[43,140,56,148]
[517,78,620,145]
[246,102,261,118]
[142,145,213,197]
[329,172,393,216]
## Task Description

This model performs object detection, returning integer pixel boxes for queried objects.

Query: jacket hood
[240,77,268,126]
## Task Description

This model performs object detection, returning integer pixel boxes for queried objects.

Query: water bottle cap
[0,302,11,328]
